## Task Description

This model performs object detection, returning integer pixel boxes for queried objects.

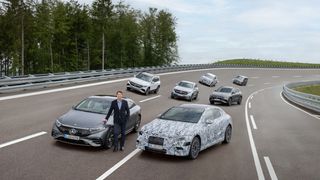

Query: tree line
[0,0,179,76]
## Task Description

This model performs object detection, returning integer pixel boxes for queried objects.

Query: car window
[217,87,232,93]
[213,109,222,119]
[203,109,215,120]
[159,107,204,123]
[136,73,153,82]
[153,77,159,82]
[75,98,111,114]
[178,81,194,89]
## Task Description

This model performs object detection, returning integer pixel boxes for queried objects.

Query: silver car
[127,72,161,95]
[209,86,242,106]
[199,73,218,87]
[136,104,233,159]
[171,80,199,101]
[232,75,248,86]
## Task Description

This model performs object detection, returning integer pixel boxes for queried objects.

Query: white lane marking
[245,93,265,180]
[250,115,258,130]
[264,156,278,180]
[249,102,252,109]
[0,131,47,149]
[272,76,280,78]
[264,82,271,85]
[293,75,302,78]
[250,76,260,79]
[96,148,141,180]
[280,92,320,120]
[139,95,161,103]
[250,96,253,100]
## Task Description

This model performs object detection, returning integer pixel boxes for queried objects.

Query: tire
[210,82,214,87]
[171,93,175,99]
[154,86,160,94]
[210,100,215,105]
[102,128,114,149]
[194,93,198,100]
[145,88,150,96]
[133,115,141,133]
[189,94,193,102]
[223,125,232,144]
[126,87,131,91]
[227,98,232,106]
[188,136,201,159]
[237,97,242,105]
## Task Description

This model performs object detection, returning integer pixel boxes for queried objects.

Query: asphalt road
[0,68,319,180]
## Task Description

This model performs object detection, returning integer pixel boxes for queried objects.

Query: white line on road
[139,95,161,103]
[279,92,320,120]
[249,102,251,109]
[245,93,265,180]
[293,75,302,78]
[250,76,260,79]
[250,96,253,100]
[0,131,47,149]
[264,82,271,85]
[264,156,278,180]
[272,76,280,78]
[96,148,141,180]
[250,115,258,130]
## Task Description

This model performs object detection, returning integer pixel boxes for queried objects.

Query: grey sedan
[51,95,141,149]
[136,104,233,159]
[171,80,199,101]
[233,75,248,86]
[209,86,242,106]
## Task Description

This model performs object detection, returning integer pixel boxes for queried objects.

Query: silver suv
[127,72,160,95]
[171,80,199,101]
[209,86,242,106]
[233,75,248,86]
[199,73,218,87]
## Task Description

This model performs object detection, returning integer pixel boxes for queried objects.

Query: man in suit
[105,91,130,152]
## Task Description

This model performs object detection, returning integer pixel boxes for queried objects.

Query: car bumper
[136,135,191,157]
[210,97,228,103]
[171,91,192,100]
[127,83,148,94]
[51,124,108,147]
[199,79,211,86]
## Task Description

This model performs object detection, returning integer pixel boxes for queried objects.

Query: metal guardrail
[282,81,320,114]
[0,63,319,93]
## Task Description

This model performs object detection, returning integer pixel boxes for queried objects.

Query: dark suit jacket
[105,99,130,124]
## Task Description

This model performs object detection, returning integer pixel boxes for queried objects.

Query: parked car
[136,104,233,159]
[127,72,160,95]
[232,75,248,86]
[51,95,141,149]
[199,73,218,87]
[209,86,242,106]
[171,80,199,101]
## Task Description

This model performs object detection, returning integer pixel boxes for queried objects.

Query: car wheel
[171,93,175,99]
[223,125,232,144]
[145,88,150,95]
[227,98,232,106]
[189,94,193,102]
[155,86,160,94]
[133,115,141,133]
[210,82,215,87]
[188,136,201,159]
[194,93,198,100]
[238,97,242,105]
[126,87,131,91]
[103,128,114,149]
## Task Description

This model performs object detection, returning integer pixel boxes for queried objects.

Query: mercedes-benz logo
[69,128,77,135]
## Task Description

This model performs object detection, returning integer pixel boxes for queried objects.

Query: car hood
[142,118,199,138]
[174,86,193,93]
[58,109,114,128]
[130,77,150,86]
[212,92,231,97]
[201,76,212,81]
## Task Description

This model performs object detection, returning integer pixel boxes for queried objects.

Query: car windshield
[75,98,111,114]
[217,87,232,93]
[178,81,194,89]
[159,107,204,123]
[205,74,214,79]
[236,76,244,80]
[136,73,153,82]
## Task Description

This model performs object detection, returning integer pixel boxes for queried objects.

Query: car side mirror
[157,113,162,118]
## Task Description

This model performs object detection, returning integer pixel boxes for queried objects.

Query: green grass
[294,85,320,96]
[214,59,320,68]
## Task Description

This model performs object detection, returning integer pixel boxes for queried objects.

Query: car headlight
[55,119,62,127]
[89,126,106,133]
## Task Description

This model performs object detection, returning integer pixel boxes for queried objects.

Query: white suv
[127,72,161,95]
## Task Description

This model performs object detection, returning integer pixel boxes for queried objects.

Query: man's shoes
[120,146,124,151]
[113,147,118,152]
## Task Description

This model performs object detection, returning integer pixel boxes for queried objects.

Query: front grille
[58,125,91,137]
[130,81,142,88]
[148,136,164,145]
[174,89,188,95]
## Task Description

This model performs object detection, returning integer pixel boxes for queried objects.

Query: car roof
[237,75,248,78]
[140,72,158,77]
[205,73,216,77]
[218,86,234,89]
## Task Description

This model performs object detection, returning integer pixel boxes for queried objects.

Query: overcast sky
[74,0,320,64]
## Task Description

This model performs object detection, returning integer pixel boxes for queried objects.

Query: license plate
[149,144,163,150]
[64,134,80,140]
